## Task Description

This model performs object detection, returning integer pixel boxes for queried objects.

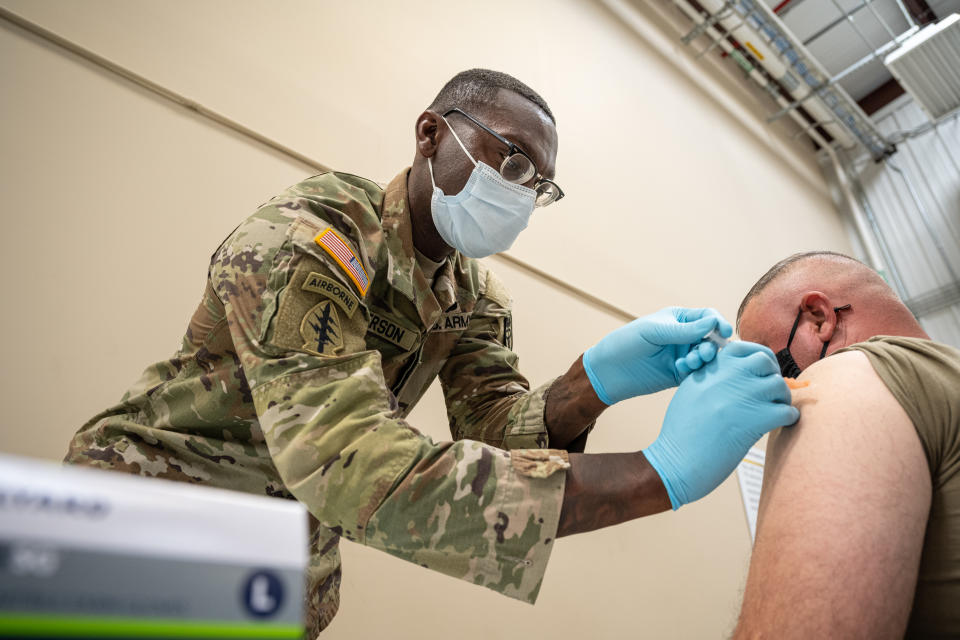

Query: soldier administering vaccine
[65,69,798,635]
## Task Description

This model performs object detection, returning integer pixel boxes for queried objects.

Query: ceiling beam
[858,78,907,115]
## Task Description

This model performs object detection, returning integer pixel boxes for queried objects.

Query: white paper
[736,447,765,544]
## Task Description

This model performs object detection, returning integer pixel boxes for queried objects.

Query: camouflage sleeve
[215,207,567,604]
[440,265,560,450]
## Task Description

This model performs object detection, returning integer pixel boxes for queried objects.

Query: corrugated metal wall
[844,97,960,348]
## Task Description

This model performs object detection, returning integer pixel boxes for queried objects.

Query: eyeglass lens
[534,182,561,207]
[498,153,560,206]
[499,154,535,184]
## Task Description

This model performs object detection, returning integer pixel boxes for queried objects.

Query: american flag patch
[314,228,370,296]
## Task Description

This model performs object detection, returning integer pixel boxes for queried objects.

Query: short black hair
[428,68,555,124]
[736,251,861,328]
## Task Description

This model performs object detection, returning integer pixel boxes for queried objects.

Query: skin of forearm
[544,355,608,449]
[557,451,672,537]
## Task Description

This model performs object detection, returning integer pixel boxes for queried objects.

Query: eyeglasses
[442,108,564,207]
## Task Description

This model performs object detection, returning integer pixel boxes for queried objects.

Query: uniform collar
[381,168,460,328]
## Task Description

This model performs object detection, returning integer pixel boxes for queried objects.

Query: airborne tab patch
[315,228,370,297]
[300,300,344,356]
[302,272,359,318]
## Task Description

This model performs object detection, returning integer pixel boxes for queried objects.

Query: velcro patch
[302,272,359,318]
[367,312,418,351]
[430,311,473,333]
[299,300,344,356]
[315,228,369,297]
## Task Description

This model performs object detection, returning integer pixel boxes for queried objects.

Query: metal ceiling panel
[759,0,960,102]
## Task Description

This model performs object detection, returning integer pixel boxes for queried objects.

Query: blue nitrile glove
[582,307,733,404]
[643,341,800,510]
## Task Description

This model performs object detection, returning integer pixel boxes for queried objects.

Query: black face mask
[775,304,851,378]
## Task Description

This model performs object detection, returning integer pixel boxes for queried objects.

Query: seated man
[733,251,959,639]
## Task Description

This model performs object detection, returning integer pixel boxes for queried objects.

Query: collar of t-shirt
[414,248,446,283]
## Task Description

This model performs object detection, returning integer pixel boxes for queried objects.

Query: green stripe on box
[0,614,302,638]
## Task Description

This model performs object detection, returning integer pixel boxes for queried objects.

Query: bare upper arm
[734,350,932,639]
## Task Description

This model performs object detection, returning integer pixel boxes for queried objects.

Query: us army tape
[0,454,307,638]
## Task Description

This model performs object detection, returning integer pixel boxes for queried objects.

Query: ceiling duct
[662,0,896,160]
[884,14,960,121]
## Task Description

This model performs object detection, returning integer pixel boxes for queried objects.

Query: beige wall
[0,0,852,637]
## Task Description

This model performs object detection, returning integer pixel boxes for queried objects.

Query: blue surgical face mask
[427,117,536,259]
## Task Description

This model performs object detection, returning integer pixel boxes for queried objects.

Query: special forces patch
[299,300,344,356]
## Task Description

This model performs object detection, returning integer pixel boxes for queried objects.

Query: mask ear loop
[427,116,477,191]
[442,116,477,167]
[785,307,803,349]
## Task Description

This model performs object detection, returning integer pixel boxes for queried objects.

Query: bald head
[737,252,894,330]
[737,252,926,372]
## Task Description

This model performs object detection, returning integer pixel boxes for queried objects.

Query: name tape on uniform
[302,272,359,318]
[314,228,369,297]
[431,312,472,333]
[367,313,418,351]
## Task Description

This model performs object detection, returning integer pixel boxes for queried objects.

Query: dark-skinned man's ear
[415,111,440,157]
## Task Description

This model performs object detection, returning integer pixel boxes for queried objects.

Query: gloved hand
[582,307,732,404]
[643,341,800,510]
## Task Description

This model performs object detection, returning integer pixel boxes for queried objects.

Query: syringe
[702,328,729,349]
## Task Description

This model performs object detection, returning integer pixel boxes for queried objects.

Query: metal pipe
[734,0,893,157]
[668,0,846,153]
[802,1,871,46]
[830,0,884,55]
[885,158,960,284]
[822,152,892,284]
[894,0,918,27]
[884,103,960,144]
[863,0,901,41]
[694,0,858,147]
[664,0,896,280]
[843,156,912,298]
[599,0,830,193]
[774,0,808,17]
[831,26,918,82]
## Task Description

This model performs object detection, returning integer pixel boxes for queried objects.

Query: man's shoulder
[475,261,512,309]
[230,171,385,238]
[283,171,385,212]
[790,350,884,422]
[215,172,388,294]
[768,349,910,465]
[833,336,960,416]
[837,335,960,367]
[802,348,873,380]
[266,171,386,238]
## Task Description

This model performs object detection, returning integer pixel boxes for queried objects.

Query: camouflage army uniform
[65,169,576,636]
